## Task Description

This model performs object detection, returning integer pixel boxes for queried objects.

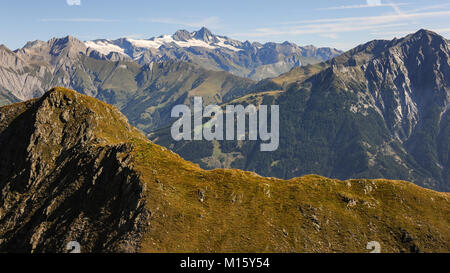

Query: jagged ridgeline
[151,29,450,192]
[0,87,448,253]
[0,28,341,136]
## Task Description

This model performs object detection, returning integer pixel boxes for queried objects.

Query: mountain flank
[151,29,450,191]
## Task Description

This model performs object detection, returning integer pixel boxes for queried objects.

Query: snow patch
[85,40,125,56]
[216,37,241,51]
[85,34,242,56]
[128,35,217,50]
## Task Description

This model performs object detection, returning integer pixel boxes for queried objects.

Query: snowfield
[84,31,242,58]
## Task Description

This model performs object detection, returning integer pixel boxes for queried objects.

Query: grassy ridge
[132,140,449,252]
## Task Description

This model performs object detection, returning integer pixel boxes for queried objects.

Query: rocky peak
[0,44,27,71]
[0,44,15,61]
[409,29,442,40]
[0,44,11,53]
[21,40,46,50]
[173,29,192,41]
[391,29,448,54]
[13,35,87,65]
[241,40,253,49]
[48,35,87,57]
[331,29,449,71]
[192,27,218,43]
[281,41,297,47]
[0,87,149,252]
[317,29,449,149]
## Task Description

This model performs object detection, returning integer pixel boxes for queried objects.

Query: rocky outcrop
[0,88,150,252]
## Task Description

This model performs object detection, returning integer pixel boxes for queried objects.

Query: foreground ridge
[0,87,448,253]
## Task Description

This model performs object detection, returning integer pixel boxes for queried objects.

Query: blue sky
[1,0,449,50]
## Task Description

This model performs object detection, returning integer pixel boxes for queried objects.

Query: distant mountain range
[150,29,450,192]
[0,35,256,131]
[0,87,448,252]
[0,28,340,131]
[85,27,342,80]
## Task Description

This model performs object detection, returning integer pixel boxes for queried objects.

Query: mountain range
[0,27,341,108]
[0,87,448,252]
[150,29,450,192]
[0,36,254,131]
[85,27,342,80]
[0,28,340,131]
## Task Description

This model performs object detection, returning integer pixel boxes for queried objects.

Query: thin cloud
[406,2,450,13]
[231,9,450,40]
[40,18,119,22]
[318,2,407,10]
[432,27,450,33]
[372,27,450,37]
[235,23,409,38]
[124,34,145,39]
[367,0,382,5]
[319,33,338,39]
[66,0,81,6]
[140,16,221,29]
[275,10,450,25]
[388,0,405,16]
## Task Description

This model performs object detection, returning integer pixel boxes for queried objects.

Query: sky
[1,0,449,51]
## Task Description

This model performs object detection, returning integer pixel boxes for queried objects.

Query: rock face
[0,89,150,252]
[151,29,450,191]
[0,36,93,102]
[332,29,450,142]
[0,88,449,253]
[0,45,42,102]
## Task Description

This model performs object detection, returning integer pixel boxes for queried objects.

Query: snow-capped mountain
[86,28,242,55]
[84,27,342,80]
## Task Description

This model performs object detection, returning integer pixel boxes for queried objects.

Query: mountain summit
[172,29,192,42]
[192,27,218,43]
[0,87,448,252]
